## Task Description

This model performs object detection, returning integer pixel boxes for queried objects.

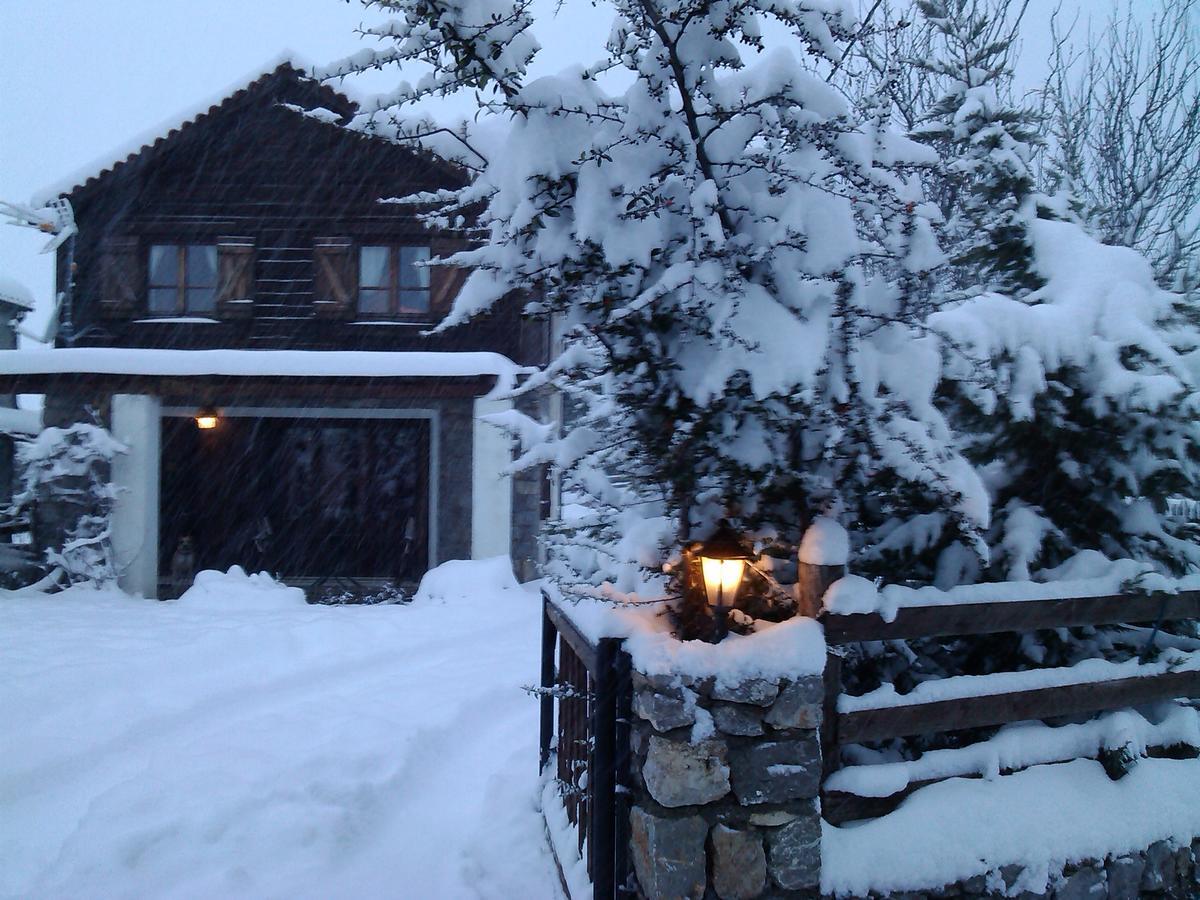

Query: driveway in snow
[0,573,562,899]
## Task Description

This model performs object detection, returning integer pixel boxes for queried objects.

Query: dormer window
[148,244,217,315]
[358,245,431,317]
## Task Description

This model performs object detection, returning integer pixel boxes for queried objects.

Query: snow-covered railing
[1168,497,1200,521]
[539,594,632,900]
[819,589,1200,825]
[821,589,1200,643]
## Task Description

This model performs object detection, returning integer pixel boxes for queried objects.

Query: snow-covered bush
[13,422,126,587]
[934,220,1200,582]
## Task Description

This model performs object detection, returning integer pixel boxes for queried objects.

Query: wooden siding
[55,65,547,364]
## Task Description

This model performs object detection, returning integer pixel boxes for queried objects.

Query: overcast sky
[0,0,1157,336]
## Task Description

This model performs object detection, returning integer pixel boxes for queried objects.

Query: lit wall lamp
[194,405,220,430]
[697,520,752,642]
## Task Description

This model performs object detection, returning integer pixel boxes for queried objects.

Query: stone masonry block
[711,678,779,707]
[629,806,708,900]
[763,677,823,730]
[765,807,821,891]
[710,825,767,900]
[711,702,764,737]
[1143,840,1176,893]
[643,735,730,807]
[1055,864,1105,900]
[634,687,697,732]
[729,737,821,805]
[1106,855,1145,900]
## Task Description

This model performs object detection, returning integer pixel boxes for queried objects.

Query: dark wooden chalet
[0,61,549,598]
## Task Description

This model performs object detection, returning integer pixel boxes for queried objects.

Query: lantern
[194,405,220,430]
[696,520,751,641]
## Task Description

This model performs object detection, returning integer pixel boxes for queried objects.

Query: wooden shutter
[216,236,255,319]
[98,236,141,318]
[313,237,356,319]
[429,236,469,319]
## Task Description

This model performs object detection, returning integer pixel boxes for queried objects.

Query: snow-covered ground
[0,568,562,900]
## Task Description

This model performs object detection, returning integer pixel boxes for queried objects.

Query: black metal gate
[540,593,634,898]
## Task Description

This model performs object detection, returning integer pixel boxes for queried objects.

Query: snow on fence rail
[818,589,1200,825]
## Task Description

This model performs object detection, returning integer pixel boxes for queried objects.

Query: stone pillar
[626,669,824,899]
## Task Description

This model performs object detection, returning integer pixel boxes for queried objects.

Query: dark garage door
[160,415,430,580]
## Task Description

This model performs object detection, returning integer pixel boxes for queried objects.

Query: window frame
[356,244,432,320]
[146,243,218,316]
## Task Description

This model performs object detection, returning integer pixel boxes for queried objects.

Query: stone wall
[847,840,1200,900]
[621,663,1198,900]
[627,668,825,899]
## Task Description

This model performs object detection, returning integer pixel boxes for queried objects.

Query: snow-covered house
[0,61,549,598]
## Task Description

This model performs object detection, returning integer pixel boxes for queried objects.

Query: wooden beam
[544,600,600,673]
[838,668,1200,744]
[0,371,497,400]
[820,648,844,780]
[823,775,956,825]
[821,591,1200,644]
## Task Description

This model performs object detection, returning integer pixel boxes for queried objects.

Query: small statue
[170,535,196,599]
[252,516,273,571]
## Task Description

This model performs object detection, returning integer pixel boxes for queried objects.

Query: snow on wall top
[549,594,826,682]
[31,54,355,206]
[0,347,523,385]
[0,276,35,311]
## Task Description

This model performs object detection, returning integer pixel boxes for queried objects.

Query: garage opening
[159,414,431,584]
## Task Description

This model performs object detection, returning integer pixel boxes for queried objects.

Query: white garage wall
[110,394,161,598]
[472,397,513,560]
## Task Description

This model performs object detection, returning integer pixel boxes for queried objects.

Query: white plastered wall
[110,394,161,598]
[472,396,513,559]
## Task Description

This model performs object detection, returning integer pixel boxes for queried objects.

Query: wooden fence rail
[819,588,1200,825]
[838,668,1200,744]
[820,590,1200,643]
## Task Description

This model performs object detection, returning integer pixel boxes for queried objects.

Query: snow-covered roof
[0,348,523,382]
[0,275,35,311]
[32,54,358,206]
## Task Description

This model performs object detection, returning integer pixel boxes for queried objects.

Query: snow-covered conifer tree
[325,0,987,604]
[904,0,1200,583]
[12,422,125,587]
[907,0,1050,298]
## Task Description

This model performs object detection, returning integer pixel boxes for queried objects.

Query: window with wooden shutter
[216,237,255,319]
[99,236,142,318]
[429,236,468,319]
[313,237,356,319]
